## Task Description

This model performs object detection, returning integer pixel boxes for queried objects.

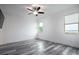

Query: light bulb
[33,11,38,15]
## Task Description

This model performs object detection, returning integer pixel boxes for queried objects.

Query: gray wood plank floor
[0,38,79,55]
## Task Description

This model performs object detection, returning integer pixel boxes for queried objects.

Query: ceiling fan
[26,4,45,16]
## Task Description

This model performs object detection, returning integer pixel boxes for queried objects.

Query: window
[65,13,79,33]
[37,22,44,32]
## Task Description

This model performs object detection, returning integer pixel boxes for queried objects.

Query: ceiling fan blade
[27,8,33,11]
[38,12,44,14]
[37,7,40,11]
[28,13,32,15]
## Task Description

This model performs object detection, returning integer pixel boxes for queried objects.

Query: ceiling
[0,4,78,16]
[43,4,77,13]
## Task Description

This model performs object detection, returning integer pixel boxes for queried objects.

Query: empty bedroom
[0,4,79,55]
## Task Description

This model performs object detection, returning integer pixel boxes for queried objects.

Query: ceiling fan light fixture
[33,11,38,15]
[26,4,45,16]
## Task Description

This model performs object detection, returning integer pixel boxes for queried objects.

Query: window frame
[64,13,79,34]
[37,22,44,32]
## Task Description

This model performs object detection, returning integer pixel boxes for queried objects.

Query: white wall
[39,5,79,48]
[0,5,37,44]
[0,29,3,44]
